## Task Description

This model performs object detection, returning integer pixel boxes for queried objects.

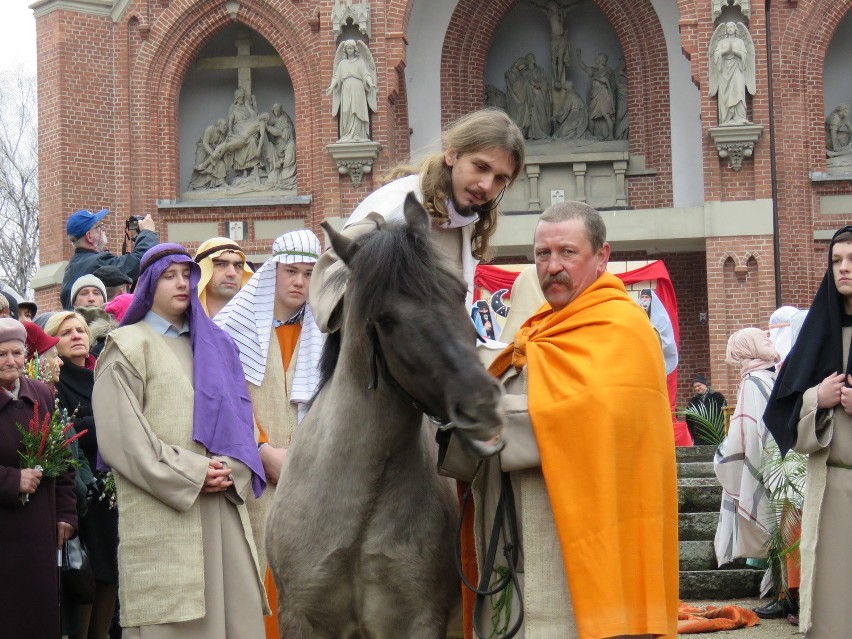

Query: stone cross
[195,29,282,96]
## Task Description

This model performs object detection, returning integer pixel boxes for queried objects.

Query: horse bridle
[366,319,524,639]
[364,319,451,427]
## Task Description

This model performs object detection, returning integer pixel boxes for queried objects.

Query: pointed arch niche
[438,0,672,211]
[822,11,852,175]
[178,23,296,192]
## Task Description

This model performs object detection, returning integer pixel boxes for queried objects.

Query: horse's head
[321,193,504,458]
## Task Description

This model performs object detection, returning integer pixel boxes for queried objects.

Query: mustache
[542,273,572,288]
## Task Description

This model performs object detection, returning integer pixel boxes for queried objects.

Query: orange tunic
[487,272,679,638]
[262,323,301,639]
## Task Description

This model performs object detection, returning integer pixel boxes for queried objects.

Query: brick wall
[35,0,849,386]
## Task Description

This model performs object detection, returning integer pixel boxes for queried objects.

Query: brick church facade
[30,0,852,406]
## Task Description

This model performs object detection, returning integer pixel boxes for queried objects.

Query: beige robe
[794,326,852,637]
[247,327,299,573]
[93,323,266,637]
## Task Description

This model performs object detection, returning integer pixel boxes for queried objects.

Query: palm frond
[680,401,726,446]
[760,440,807,600]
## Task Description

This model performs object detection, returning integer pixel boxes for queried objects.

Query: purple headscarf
[121,243,266,497]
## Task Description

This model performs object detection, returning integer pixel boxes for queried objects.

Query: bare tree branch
[0,66,38,298]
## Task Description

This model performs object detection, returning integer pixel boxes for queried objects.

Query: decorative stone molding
[708,124,763,171]
[327,140,381,187]
[332,0,371,38]
[507,140,631,211]
[712,0,750,20]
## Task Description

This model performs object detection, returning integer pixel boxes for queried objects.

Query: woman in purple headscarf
[91,243,267,638]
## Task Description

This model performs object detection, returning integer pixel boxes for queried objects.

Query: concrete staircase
[677,445,764,599]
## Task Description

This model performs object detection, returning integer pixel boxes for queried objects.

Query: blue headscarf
[121,243,266,497]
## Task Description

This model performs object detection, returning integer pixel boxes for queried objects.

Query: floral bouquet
[17,399,87,504]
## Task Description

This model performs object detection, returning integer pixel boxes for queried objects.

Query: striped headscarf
[214,230,323,421]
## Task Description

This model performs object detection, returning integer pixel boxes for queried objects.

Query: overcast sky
[0,1,37,73]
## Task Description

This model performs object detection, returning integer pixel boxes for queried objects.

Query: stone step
[675,445,717,464]
[680,540,717,571]
[679,512,719,541]
[679,568,763,600]
[677,461,715,479]
[677,478,722,513]
[678,541,754,571]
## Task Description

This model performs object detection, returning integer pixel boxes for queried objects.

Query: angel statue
[326,39,378,142]
[709,21,756,126]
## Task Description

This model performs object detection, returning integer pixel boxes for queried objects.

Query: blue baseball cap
[66,208,109,240]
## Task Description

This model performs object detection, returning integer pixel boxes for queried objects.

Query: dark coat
[0,377,77,638]
[686,389,727,445]
[59,229,159,309]
[56,356,119,584]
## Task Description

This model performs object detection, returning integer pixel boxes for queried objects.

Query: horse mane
[348,219,464,319]
[311,218,465,398]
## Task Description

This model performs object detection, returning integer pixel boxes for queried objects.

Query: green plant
[761,441,807,601]
[680,401,726,446]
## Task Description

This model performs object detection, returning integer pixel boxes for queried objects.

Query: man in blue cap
[60,208,159,310]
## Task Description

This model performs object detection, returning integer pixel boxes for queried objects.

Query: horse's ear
[321,221,356,265]
[403,192,430,239]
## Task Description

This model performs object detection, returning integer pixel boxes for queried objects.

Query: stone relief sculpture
[577,49,616,140]
[552,80,588,139]
[264,103,297,190]
[614,57,629,140]
[484,84,507,111]
[528,0,581,90]
[826,104,852,156]
[505,54,552,140]
[189,119,229,190]
[326,39,378,142]
[491,5,628,144]
[186,87,298,194]
[225,87,269,181]
[709,21,756,126]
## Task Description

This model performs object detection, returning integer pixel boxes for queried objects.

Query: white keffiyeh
[215,230,323,422]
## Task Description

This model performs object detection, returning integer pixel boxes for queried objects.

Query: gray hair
[537,201,607,251]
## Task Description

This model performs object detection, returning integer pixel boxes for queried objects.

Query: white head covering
[767,305,799,364]
[789,309,809,349]
[645,290,679,375]
[215,230,323,421]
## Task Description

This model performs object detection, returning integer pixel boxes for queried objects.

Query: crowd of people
[2,105,849,639]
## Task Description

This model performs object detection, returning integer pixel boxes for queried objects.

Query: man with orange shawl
[469,201,678,638]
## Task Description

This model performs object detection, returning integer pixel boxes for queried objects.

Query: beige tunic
[247,327,299,573]
[794,326,852,637]
[93,324,265,637]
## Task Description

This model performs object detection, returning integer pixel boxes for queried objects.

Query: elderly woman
[714,327,779,570]
[0,317,77,637]
[45,310,117,639]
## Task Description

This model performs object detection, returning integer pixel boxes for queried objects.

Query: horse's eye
[375,314,395,329]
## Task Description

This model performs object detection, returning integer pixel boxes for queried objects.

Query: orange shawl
[488,272,679,638]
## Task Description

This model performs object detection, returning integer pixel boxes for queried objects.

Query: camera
[125,215,145,232]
